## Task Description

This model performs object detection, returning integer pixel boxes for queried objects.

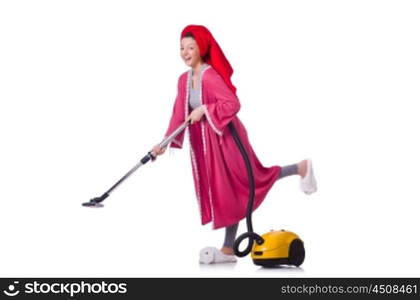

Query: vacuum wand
[82,121,190,208]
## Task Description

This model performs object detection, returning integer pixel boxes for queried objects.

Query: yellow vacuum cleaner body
[251,230,305,267]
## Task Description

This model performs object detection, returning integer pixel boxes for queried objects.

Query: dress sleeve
[202,71,241,136]
[163,75,187,149]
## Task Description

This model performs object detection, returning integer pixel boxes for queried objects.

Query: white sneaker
[300,159,317,195]
[199,247,237,264]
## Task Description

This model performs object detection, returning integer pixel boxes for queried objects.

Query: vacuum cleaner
[228,122,305,268]
[83,119,305,268]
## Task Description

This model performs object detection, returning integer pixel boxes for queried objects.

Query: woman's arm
[163,74,188,149]
[202,70,241,135]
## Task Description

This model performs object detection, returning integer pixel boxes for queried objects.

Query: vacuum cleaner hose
[228,122,264,257]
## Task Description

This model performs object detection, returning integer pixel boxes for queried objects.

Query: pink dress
[164,65,281,229]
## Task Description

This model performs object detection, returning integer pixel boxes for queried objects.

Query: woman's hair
[183,32,195,39]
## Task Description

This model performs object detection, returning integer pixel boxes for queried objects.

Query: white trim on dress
[185,70,204,221]
[202,105,223,136]
[199,65,216,224]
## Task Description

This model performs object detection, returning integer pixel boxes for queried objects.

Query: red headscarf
[181,25,237,95]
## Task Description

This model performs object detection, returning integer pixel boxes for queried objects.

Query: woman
[152,25,317,264]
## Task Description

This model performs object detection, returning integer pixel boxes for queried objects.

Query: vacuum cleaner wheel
[252,238,305,268]
[288,238,305,267]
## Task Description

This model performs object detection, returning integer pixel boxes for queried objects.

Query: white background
[1,0,419,277]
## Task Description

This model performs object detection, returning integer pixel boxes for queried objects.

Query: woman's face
[180,37,202,68]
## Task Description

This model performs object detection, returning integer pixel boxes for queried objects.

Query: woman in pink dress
[152,25,317,264]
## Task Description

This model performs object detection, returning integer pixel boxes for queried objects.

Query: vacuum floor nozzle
[82,122,190,209]
[82,197,105,208]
